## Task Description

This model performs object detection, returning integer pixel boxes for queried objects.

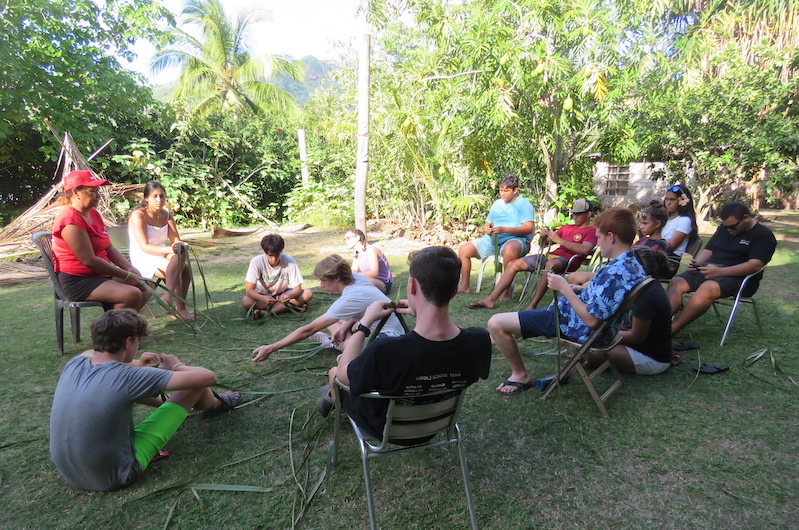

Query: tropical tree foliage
[625,0,799,215]
[151,0,304,117]
[0,0,171,214]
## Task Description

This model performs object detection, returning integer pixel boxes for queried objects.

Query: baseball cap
[571,198,593,214]
[63,170,109,191]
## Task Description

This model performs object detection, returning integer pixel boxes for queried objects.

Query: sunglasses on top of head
[666,185,682,193]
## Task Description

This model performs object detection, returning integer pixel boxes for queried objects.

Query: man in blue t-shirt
[488,207,646,394]
[667,201,776,337]
[457,173,535,300]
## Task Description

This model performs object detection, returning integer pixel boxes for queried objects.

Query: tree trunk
[297,128,309,188]
[354,33,371,234]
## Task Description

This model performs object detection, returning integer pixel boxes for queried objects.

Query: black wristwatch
[352,321,371,337]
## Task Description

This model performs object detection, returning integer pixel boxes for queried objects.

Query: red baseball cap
[63,170,109,191]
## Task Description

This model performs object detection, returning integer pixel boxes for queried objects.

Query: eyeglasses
[720,217,744,231]
[666,185,682,193]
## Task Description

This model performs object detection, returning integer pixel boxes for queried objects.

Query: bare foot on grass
[178,309,196,322]
[468,298,495,309]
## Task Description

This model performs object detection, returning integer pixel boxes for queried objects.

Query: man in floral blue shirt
[488,207,647,395]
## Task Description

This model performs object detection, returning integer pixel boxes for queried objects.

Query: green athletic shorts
[133,402,188,471]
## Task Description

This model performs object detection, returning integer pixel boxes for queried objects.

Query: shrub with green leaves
[284,180,354,229]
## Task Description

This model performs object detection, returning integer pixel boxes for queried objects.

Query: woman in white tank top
[128,181,195,321]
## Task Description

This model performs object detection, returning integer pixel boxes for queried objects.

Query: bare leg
[87,279,149,311]
[584,345,636,374]
[469,258,530,309]
[163,254,194,321]
[666,276,691,314]
[168,387,223,413]
[366,277,387,293]
[498,241,523,301]
[268,289,315,315]
[671,280,721,336]
[527,259,566,310]
[488,312,532,393]
[458,241,480,293]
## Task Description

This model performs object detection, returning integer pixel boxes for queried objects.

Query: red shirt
[52,206,111,276]
[551,224,598,268]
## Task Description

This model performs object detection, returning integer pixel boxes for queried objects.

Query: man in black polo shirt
[667,202,776,337]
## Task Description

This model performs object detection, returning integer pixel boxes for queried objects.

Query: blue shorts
[473,235,530,261]
[518,305,559,339]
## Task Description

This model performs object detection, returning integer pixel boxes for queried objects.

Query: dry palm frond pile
[0,131,142,260]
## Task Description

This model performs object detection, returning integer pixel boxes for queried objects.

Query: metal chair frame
[540,277,656,418]
[331,380,478,529]
[31,231,106,355]
[710,266,766,346]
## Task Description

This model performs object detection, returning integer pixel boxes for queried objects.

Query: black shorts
[58,272,113,301]
[678,270,760,298]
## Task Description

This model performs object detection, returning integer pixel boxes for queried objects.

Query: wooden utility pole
[354,33,370,234]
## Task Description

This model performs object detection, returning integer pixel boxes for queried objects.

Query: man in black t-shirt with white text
[667,202,776,337]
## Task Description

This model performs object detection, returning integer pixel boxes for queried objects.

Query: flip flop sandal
[696,363,729,375]
[674,341,701,351]
[199,390,244,419]
[497,379,534,395]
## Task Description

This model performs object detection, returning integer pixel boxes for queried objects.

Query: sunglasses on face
[720,217,744,231]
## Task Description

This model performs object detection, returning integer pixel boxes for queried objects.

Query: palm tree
[151,0,304,116]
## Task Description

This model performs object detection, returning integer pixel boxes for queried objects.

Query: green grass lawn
[2,217,798,529]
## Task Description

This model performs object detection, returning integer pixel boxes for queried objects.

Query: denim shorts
[473,235,530,261]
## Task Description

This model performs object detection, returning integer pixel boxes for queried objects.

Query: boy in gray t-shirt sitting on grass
[50,310,242,491]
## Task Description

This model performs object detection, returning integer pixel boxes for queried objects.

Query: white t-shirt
[662,216,692,255]
[326,274,404,336]
[245,253,304,295]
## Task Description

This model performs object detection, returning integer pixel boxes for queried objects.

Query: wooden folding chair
[331,380,478,530]
[540,277,656,418]
[31,231,107,355]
